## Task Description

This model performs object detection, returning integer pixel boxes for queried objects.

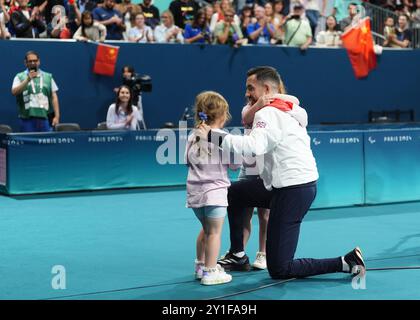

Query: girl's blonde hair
[194,91,231,127]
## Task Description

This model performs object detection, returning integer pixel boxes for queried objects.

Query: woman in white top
[106,85,140,130]
[315,15,342,47]
[73,11,107,42]
[128,13,154,43]
[154,10,184,43]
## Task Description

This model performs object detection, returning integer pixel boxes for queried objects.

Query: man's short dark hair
[25,51,39,61]
[247,66,281,87]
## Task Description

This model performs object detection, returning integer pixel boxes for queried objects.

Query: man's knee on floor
[268,262,293,279]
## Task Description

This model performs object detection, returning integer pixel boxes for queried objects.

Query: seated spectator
[209,0,240,33]
[315,15,342,47]
[213,7,247,46]
[0,0,11,39]
[184,9,211,44]
[140,0,160,29]
[204,4,213,27]
[66,0,82,36]
[339,2,361,32]
[92,0,125,40]
[10,0,46,38]
[383,16,397,47]
[239,5,253,41]
[106,85,140,131]
[412,0,420,28]
[34,0,67,26]
[78,0,99,13]
[73,10,106,41]
[386,14,412,48]
[114,0,142,40]
[283,4,312,49]
[169,0,199,29]
[264,1,283,44]
[47,5,72,39]
[332,0,361,24]
[247,5,276,45]
[154,10,184,43]
[128,12,154,42]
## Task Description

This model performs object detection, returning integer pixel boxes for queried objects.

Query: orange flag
[93,44,119,76]
[341,17,377,79]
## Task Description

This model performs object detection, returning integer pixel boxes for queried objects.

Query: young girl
[106,85,140,130]
[185,91,239,286]
[73,11,107,42]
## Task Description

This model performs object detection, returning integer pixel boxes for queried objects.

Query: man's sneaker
[217,252,252,271]
[201,265,232,285]
[252,252,267,270]
[194,260,204,280]
[344,247,366,276]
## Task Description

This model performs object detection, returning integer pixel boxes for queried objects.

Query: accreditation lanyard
[28,72,43,94]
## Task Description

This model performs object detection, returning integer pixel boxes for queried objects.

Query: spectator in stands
[412,0,420,28]
[11,51,60,132]
[47,5,73,39]
[239,5,253,41]
[66,0,83,36]
[386,13,412,47]
[73,10,107,41]
[10,0,46,38]
[0,0,11,39]
[339,2,360,32]
[332,0,360,24]
[184,8,212,44]
[383,16,397,47]
[264,1,283,44]
[128,12,154,42]
[78,0,99,14]
[247,5,275,45]
[315,15,342,46]
[204,4,213,27]
[214,7,247,46]
[154,10,184,43]
[33,0,66,26]
[209,0,240,33]
[169,0,199,29]
[115,0,142,40]
[283,3,312,49]
[140,0,159,29]
[92,0,125,40]
[106,85,140,131]
[304,0,326,38]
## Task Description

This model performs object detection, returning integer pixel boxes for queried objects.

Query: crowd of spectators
[0,0,419,47]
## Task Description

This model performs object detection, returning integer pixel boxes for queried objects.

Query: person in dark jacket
[10,0,46,38]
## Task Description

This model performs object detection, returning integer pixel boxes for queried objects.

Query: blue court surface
[1,186,420,300]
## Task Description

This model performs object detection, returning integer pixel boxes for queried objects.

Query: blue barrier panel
[364,128,420,204]
[2,130,189,195]
[3,128,419,209]
[309,131,365,208]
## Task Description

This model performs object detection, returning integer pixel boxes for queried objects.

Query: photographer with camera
[283,4,312,50]
[114,65,152,129]
[11,51,61,132]
[184,9,212,44]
